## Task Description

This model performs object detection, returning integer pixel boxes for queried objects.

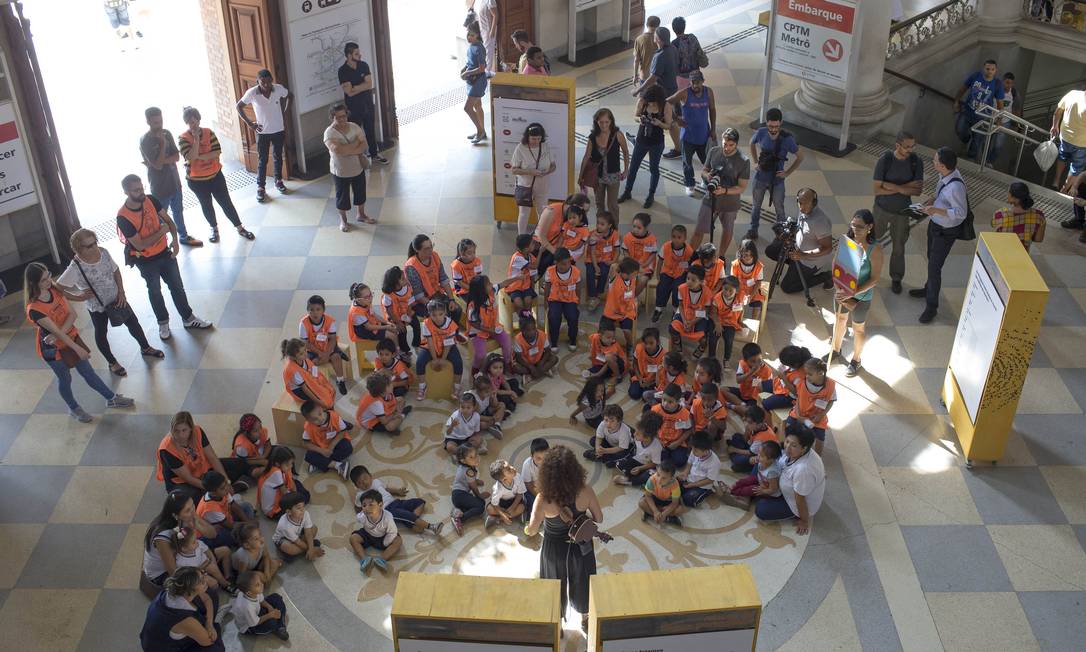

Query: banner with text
[0,102,39,215]
[771,0,857,91]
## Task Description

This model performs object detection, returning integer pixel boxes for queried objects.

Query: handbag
[514,145,542,207]
[696,45,709,69]
[944,177,976,241]
[74,258,133,327]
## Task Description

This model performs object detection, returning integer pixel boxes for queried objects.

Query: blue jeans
[624,140,664,197]
[47,358,115,410]
[584,262,610,299]
[415,346,464,376]
[547,301,579,348]
[303,438,353,471]
[654,273,685,309]
[749,178,786,234]
[160,190,190,240]
[1060,139,1086,177]
[955,111,986,160]
[135,254,193,323]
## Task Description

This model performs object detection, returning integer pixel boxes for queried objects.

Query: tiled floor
[1,2,1085,651]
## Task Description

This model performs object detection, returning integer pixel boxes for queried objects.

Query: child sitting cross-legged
[720,440,782,510]
[484,352,522,414]
[615,411,664,486]
[231,570,289,640]
[350,465,443,536]
[356,373,409,436]
[725,406,777,473]
[300,400,354,479]
[484,459,527,528]
[257,446,310,520]
[646,351,689,407]
[732,343,774,408]
[470,374,506,438]
[511,317,558,381]
[172,523,233,594]
[450,443,489,535]
[629,327,664,402]
[584,324,627,382]
[584,404,633,465]
[639,459,685,528]
[272,491,324,562]
[690,382,730,442]
[652,383,694,468]
[230,522,282,585]
[570,376,610,429]
[677,431,721,508]
[232,413,271,482]
[350,489,402,575]
[445,392,486,457]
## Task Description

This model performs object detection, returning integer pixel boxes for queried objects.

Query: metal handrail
[885,68,956,103]
[887,0,978,59]
[969,104,1053,182]
[891,0,967,33]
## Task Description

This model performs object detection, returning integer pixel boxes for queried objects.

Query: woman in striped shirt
[178,106,255,243]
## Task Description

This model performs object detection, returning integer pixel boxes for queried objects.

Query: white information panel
[281,0,375,114]
[397,640,551,652]
[949,254,1006,424]
[770,0,857,91]
[0,101,39,214]
[602,628,757,652]
[493,97,570,201]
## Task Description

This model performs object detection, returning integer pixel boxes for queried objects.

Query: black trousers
[923,221,961,309]
[765,238,827,294]
[333,173,366,210]
[187,171,242,229]
[351,101,378,157]
[89,309,150,365]
[256,131,285,187]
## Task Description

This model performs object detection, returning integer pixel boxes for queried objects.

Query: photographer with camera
[692,127,749,253]
[618,86,673,209]
[765,188,833,295]
[747,108,804,241]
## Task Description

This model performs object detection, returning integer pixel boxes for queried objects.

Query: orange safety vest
[405,252,447,298]
[652,404,692,447]
[233,427,270,460]
[671,283,711,340]
[654,369,688,395]
[196,493,234,528]
[300,314,337,354]
[632,343,664,382]
[178,127,222,180]
[603,275,638,321]
[117,197,168,259]
[694,258,727,295]
[514,331,545,364]
[591,227,619,264]
[658,242,692,278]
[347,304,379,342]
[561,220,589,254]
[732,259,766,304]
[303,409,351,449]
[355,391,397,429]
[691,396,728,431]
[257,466,296,518]
[790,375,836,429]
[589,332,628,367]
[382,286,414,325]
[155,427,211,484]
[422,315,460,357]
[468,289,503,338]
[773,368,805,397]
[737,359,773,401]
[26,292,79,361]
[623,231,658,272]
[534,202,566,248]
[375,357,412,384]
[282,356,335,406]
[545,265,581,303]
[750,424,778,447]
[450,256,484,297]
[506,251,537,293]
[713,292,744,330]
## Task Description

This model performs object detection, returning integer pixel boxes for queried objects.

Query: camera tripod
[766,233,817,308]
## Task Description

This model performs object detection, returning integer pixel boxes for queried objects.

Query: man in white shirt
[237,69,291,202]
[911,147,968,323]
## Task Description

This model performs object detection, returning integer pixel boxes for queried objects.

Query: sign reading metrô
[770,0,856,91]
[0,102,39,215]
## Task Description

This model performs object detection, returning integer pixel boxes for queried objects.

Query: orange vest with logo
[26,292,79,361]
[731,259,766,304]
[652,404,692,447]
[196,494,234,527]
[737,359,773,401]
[546,265,581,303]
[623,232,658,272]
[603,275,637,321]
[233,428,270,460]
[300,315,337,354]
[691,396,727,431]
[591,227,619,264]
[633,343,664,382]
[303,409,351,450]
[347,303,379,341]
[282,357,335,406]
[506,251,537,293]
[671,283,711,339]
[713,292,744,330]
[118,197,168,258]
[694,258,727,295]
[468,289,502,338]
[659,242,692,278]
[422,315,459,357]
[514,331,545,365]
[156,427,211,484]
[655,369,688,395]
[258,466,296,517]
[450,256,484,297]
[589,333,627,367]
[790,375,836,429]
[179,127,222,180]
[356,391,396,429]
[561,220,589,253]
[382,286,414,325]
[405,252,447,298]
[375,357,412,385]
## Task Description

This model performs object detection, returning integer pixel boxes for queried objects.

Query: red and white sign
[771,0,857,91]
[0,102,39,215]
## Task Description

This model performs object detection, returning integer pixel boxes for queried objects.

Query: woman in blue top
[462,24,488,145]
[830,209,883,377]
[139,567,224,651]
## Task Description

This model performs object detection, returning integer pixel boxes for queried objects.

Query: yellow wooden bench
[736,280,771,345]
[314,345,355,386]
[423,358,457,401]
[271,391,306,447]
[353,339,377,375]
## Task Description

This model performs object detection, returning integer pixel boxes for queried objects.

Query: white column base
[794,79,894,126]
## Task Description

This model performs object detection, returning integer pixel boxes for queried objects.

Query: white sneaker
[581,370,591,379]
[158,320,171,340]
[685,186,697,197]
[308,464,318,474]
[337,460,350,480]
[550,345,559,354]
[567,343,577,352]
[183,314,213,329]
[417,385,427,401]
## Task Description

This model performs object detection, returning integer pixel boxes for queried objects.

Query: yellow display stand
[391,571,561,651]
[942,233,1049,464]
[588,565,761,651]
[489,73,576,228]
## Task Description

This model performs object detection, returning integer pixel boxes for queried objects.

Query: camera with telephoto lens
[705,166,729,194]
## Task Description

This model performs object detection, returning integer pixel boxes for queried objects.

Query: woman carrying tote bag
[510,123,556,234]
[55,228,163,377]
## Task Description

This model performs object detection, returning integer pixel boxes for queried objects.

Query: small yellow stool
[271,392,306,447]
[318,345,354,384]
[642,275,659,313]
[353,339,378,374]
[423,359,457,400]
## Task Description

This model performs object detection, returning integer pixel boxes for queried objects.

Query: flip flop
[360,215,377,224]
[110,364,127,377]
[141,347,165,358]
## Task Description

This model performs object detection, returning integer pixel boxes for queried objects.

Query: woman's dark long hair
[848,209,877,245]
[537,446,586,510]
[407,234,432,259]
[144,491,193,551]
[465,275,492,312]
[590,108,619,140]
[641,85,666,111]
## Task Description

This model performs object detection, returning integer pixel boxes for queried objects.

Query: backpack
[675,34,703,74]
[943,177,976,241]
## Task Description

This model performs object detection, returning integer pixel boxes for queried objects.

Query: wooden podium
[588,565,762,651]
[391,572,561,651]
[942,233,1049,464]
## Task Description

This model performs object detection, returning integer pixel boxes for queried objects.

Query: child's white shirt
[490,474,527,506]
[232,591,265,632]
[687,450,722,486]
[633,437,663,465]
[174,540,212,569]
[355,478,395,507]
[445,410,481,441]
[596,421,632,449]
[356,508,399,546]
[273,510,313,546]
[520,457,540,486]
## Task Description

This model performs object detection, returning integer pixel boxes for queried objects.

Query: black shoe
[642,512,652,522]
[642,195,654,209]
[666,515,683,527]
[208,228,220,243]
[1062,218,1085,230]
[231,480,249,493]
[845,359,862,377]
[617,191,631,204]
[651,307,663,323]
[371,154,389,164]
[403,405,413,416]
[256,187,267,202]
[336,380,347,396]
[662,149,681,159]
[583,449,597,460]
[908,288,926,298]
[820,273,833,290]
[919,307,937,323]
[891,280,902,294]
[744,229,758,241]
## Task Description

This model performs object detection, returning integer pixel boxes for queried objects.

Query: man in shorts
[103,0,140,42]
[692,128,749,254]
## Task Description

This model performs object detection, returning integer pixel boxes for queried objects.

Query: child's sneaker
[550,345,559,354]
[451,510,464,535]
[106,394,135,408]
[336,460,350,480]
[359,556,373,574]
[452,383,462,399]
[337,380,347,396]
[427,521,445,536]
[416,384,426,401]
[308,464,319,474]
[582,449,598,461]
[651,307,663,323]
[567,342,577,352]
[613,475,632,486]
[69,407,93,423]
[721,493,751,510]
[488,422,503,439]
[372,557,389,573]
[484,514,495,529]
[666,515,683,528]
[275,627,290,641]
[641,512,652,522]
[477,441,488,455]
[581,370,591,379]
[231,479,250,493]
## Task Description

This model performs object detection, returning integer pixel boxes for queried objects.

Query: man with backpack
[667,16,707,159]
[872,132,924,294]
[747,108,804,240]
[912,147,970,324]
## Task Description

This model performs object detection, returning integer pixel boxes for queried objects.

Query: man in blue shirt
[910,147,968,323]
[953,59,1005,162]
[746,108,804,240]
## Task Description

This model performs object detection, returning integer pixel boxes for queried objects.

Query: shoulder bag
[74,257,133,327]
[514,146,543,207]
[943,177,976,241]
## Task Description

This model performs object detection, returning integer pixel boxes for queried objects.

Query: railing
[887,0,979,59]
[1022,0,1086,30]
[1022,80,1084,126]
[969,104,1054,183]
[885,69,957,103]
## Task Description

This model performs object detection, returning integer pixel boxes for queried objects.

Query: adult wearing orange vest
[156,411,249,503]
[117,175,213,341]
[533,193,590,279]
[178,107,255,244]
[405,234,462,323]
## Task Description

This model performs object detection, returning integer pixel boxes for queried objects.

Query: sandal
[109,363,127,377]
[141,346,165,359]
[359,214,377,224]
[340,221,351,233]
[692,340,707,359]
[237,227,255,240]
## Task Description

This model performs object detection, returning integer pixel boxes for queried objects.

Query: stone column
[793,0,894,128]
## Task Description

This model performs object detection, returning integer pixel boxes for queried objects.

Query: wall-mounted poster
[0,102,39,215]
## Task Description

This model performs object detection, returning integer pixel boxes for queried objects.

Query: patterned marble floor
[1,2,1086,651]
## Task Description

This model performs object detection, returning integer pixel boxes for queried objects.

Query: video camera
[771,216,800,241]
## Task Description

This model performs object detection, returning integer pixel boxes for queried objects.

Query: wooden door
[497,0,533,71]
[220,0,290,177]
[372,0,397,146]
[629,0,645,41]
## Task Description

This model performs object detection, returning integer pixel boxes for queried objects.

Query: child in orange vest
[506,234,539,318]
[600,257,641,352]
[348,282,400,346]
[622,212,658,296]
[466,275,514,375]
[232,413,271,481]
[652,384,694,468]
[732,342,774,409]
[511,317,558,380]
[196,469,256,549]
[561,207,591,263]
[762,345,811,414]
[374,338,415,409]
[281,338,335,410]
[584,325,627,382]
[710,276,744,365]
[450,238,483,300]
[692,242,726,296]
[258,446,310,519]
[667,264,711,358]
[415,298,467,400]
[732,239,766,319]
[541,247,581,352]
[585,211,619,310]
[648,352,688,407]
[725,405,778,472]
[357,371,410,435]
[300,400,354,479]
[690,382,730,441]
[300,295,348,396]
[629,327,664,401]
[381,266,420,358]
[652,224,692,323]
[777,357,836,454]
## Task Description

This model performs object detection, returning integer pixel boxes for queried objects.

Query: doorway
[23,0,219,230]
[385,0,469,122]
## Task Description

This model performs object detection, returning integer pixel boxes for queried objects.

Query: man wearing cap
[668,70,716,198]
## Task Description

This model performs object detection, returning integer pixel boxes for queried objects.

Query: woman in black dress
[525,445,603,632]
